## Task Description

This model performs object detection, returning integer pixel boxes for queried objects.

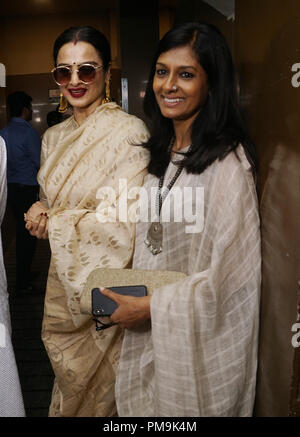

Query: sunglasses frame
[51,63,104,86]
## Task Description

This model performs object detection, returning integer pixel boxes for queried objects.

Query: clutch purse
[80,267,187,315]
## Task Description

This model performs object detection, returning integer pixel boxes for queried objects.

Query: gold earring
[58,91,68,113]
[102,78,112,104]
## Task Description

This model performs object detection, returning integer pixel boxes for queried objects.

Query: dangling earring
[102,78,112,104]
[58,91,68,113]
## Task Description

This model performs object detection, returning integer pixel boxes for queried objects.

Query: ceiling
[202,0,235,20]
[1,0,118,16]
[1,0,235,20]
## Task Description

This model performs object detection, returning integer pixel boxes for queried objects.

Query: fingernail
[99,287,105,291]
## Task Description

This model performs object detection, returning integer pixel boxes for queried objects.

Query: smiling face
[56,41,108,115]
[153,45,209,124]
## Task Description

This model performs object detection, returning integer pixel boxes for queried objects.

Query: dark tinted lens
[78,65,96,83]
[53,67,71,85]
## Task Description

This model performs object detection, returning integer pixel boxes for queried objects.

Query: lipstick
[68,88,87,98]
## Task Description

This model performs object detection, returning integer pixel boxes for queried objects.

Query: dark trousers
[7,183,39,290]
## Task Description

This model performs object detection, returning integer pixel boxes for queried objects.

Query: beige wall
[1,13,110,75]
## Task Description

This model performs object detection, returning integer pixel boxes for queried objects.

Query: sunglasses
[51,63,104,86]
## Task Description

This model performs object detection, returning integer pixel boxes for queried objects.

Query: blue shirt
[0,117,41,185]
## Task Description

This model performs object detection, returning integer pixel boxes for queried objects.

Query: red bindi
[73,34,79,45]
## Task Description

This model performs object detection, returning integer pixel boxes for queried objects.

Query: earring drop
[58,91,68,113]
[102,78,112,104]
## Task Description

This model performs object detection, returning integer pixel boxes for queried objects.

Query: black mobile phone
[92,285,147,317]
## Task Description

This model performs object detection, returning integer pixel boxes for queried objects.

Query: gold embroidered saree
[38,102,149,416]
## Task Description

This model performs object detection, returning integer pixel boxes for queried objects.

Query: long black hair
[143,22,257,178]
[53,26,111,72]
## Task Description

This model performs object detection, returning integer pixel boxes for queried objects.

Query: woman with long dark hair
[24,26,149,416]
[101,22,261,416]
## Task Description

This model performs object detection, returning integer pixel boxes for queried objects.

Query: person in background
[24,26,149,417]
[100,22,261,417]
[0,91,41,294]
[0,136,25,416]
[46,109,63,127]
[46,103,72,128]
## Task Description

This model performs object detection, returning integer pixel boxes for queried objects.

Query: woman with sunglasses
[100,22,261,416]
[24,26,149,417]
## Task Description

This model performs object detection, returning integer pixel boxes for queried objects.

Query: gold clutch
[80,268,186,315]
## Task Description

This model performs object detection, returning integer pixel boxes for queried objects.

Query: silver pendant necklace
[144,142,192,255]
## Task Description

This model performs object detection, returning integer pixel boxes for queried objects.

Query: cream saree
[38,102,149,417]
[116,146,261,416]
